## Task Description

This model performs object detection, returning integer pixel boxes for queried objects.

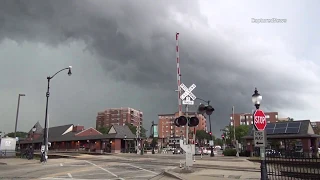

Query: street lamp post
[32,126,36,148]
[41,66,72,163]
[251,88,267,180]
[14,94,26,140]
[197,98,215,157]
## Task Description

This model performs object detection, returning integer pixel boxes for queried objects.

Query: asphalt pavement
[0,158,174,180]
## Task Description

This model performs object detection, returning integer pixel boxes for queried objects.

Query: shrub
[223,149,237,156]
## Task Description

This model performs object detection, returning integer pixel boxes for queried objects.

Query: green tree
[126,123,147,138]
[5,131,28,138]
[196,130,213,145]
[97,126,111,134]
[215,138,223,146]
[223,125,249,144]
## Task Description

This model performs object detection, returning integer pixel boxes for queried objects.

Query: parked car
[206,148,211,155]
[195,147,202,155]
[266,149,281,157]
[173,148,183,154]
[201,147,208,155]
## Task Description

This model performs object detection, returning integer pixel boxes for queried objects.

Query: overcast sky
[0,0,319,136]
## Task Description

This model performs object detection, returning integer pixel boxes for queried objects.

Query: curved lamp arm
[49,66,72,80]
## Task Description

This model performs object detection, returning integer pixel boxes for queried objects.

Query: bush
[223,149,237,156]
[239,150,251,157]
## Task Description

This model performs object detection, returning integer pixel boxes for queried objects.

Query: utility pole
[232,106,239,157]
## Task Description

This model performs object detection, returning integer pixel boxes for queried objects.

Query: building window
[251,121,253,124]
[230,116,233,120]
[230,122,234,126]
[266,115,270,118]
[267,121,271,123]
[275,115,278,119]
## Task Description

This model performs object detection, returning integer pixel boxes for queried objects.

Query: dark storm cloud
[0,0,316,134]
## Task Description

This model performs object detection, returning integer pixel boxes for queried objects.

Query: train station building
[19,122,136,153]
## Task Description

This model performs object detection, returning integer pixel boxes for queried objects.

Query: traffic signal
[197,104,215,115]
[221,134,225,139]
[206,105,214,115]
[188,116,199,127]
[174,116,188,127]
[209,132,212,136]
[197,104,206,114]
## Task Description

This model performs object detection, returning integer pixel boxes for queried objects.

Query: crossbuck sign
[180,83,196,105]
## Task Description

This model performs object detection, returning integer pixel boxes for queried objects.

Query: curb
[163,169,185,180]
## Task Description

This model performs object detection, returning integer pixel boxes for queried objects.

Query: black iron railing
[266,151,320,180]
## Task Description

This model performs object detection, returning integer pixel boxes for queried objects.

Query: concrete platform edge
[163,169,185,180]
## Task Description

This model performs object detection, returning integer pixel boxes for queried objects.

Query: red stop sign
[253,109,267,131]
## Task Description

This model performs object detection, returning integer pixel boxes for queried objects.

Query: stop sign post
[253,109,266,131]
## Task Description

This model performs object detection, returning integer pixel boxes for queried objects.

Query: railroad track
[82,158,260,172]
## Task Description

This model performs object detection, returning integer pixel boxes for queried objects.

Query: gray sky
[0,0,319,136]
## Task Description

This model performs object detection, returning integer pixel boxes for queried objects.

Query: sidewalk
[0,158,38,166]
[164,168,260,180]
[193,159,260,169]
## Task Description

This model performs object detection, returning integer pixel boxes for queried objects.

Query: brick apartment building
[158,112,207,140]
[229,112,278,127]
[96,107,143,129]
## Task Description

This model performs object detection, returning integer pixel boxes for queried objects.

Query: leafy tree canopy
[126,123,147,138]
[222,125,250,144]
[4,131,28,138]
[196,130,214,141]
[97,126,111,134]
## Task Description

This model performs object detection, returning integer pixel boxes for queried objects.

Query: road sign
[182,97,194,105]
[254,130,266,147]
[209,140,214,146]
[180,83,196,105]
[41,145,45,153]
[253,109,267,131]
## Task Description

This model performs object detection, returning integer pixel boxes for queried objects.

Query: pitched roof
[20,124,136,144]
[47,124,73,138]
[75,127,102,136]
[243,120,320,139]
[108,125,135,139]
[28,122,44,134]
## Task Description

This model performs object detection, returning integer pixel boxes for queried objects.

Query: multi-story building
[229,112,278,127]
[96,107,143,129]
[158,112,207,141]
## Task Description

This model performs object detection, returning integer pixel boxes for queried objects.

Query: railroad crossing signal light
[174,116,199,127]
[188,117,199,127]
[174,116,188,127]
[197,104,215,115]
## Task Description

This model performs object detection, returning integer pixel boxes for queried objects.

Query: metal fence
[266,151,320,180]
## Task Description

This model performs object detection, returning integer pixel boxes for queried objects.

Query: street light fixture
[197,98,215,157]
[41,66,72,163]
[252,88,262,109]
